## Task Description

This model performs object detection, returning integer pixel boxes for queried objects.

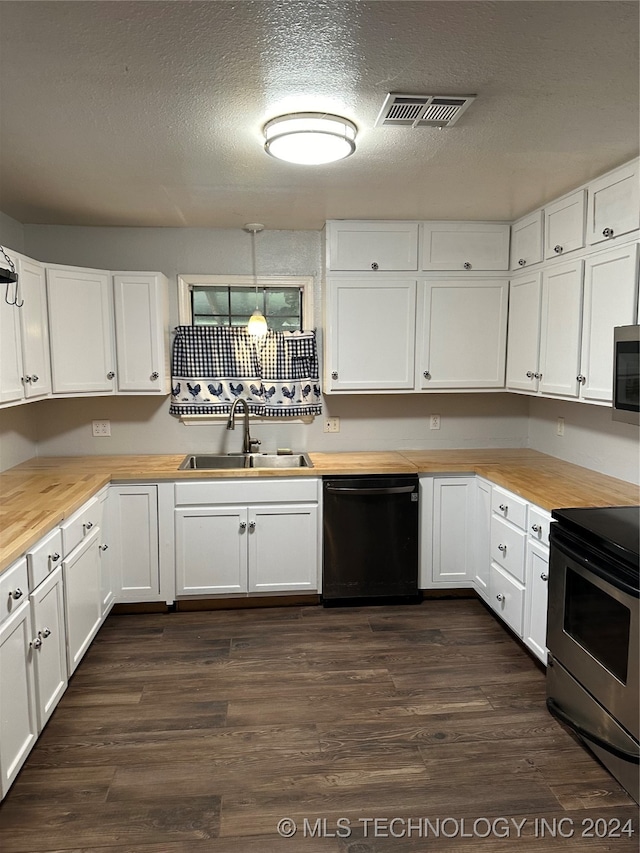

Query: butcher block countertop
[1,450,638,574]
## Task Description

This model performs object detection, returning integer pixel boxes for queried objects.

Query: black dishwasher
[322,474,420,605]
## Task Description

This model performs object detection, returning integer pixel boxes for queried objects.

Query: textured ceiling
[0,1,638,230]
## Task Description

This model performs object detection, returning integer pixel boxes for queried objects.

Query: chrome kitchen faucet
[226,398,261,454]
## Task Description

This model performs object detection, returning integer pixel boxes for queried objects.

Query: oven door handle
[547,698,640,764]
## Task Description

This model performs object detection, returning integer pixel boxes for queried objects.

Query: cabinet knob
[84,521,94,531]
[496,593,505,602]
[531,524,541,534]
[107,371,115,380]
[331,371,338,380]
[577,374,586,384]
[248,520,256,532]
[31,375,39,383]
[540,573,548,582]
[100,544,109,551]
[10,588,23,600]
[497,543,507,554]
[534,372,542,379]
[518,258,526,266]
[31,637,42,650]
[499,503,507,512]
[40,627,51,639]
[526,371,534,379]
[239,521,247,531]
[423,371,431,380]
[463,262,472,270]
[23,375,31,383]
[51,552,60,562]
[150,372,159,380]
[602,227,614,238]
[553,245,563,254]
[371,262,379,271]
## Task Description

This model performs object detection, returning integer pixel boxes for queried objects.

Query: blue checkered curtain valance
[170,326,322,417]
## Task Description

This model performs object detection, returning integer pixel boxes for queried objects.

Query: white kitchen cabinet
[62,527,102,675]
[587,160,640,246]
[488,486,528,637]
[174,478,320,597]
[544,190,586,260]
[418,278,508,388]
[46,265,116,394]
[489,563,525,637]
[506,271,542,392]
[29,565,67,730]
[108,485,160,602]
[538,260,584,398]
[420,475,476,589]
[421,222,510,271]
[326,221,419,271]
[18,256,51,400]
[0,273,24,404]
[523,502,551,666]
[473,478,492,600]
[98,490,114,616]
[510,210,543,270]
[579,243,639,402]
[325,277,417,390]
[113,272,169,393]
[0,598,38,800]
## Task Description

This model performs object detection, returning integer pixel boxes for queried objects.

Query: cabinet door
[326,278,416,390]
[30,566,67,730]
[327,221,419,271]
[98,491,114,616]
[539,261,584,398]
[419,279,508,388]
[113,273,168,393]
[422,223,510,271]
[62,528,102,675]
[473,478,492,600]
[248,504,318,593]
[175,507,247,595]
[0,247,24,404]
[544,190,586,260]
[109,485,160,602]
[47,266,115,393]
[18,256,52,399]
[431,478,475,586]
[580,244,639,402]
[506,272,542,392]
[0,602,37,800]
[524,540,549,664]
[510,211,543,270]
[587,160,640,246]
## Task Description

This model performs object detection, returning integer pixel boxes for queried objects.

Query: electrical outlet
[556,417,565,437]
[324,416,340,433]
[430,414,441,430]
[92,420,111,437]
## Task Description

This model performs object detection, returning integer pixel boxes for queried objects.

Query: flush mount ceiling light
[263,112,357,165]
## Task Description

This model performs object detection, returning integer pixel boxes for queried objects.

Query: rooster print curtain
[170,326,322,418]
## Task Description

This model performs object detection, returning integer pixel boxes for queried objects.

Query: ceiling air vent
[374,93,476,128]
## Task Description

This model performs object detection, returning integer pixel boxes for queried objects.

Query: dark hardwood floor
[1,598,637,852]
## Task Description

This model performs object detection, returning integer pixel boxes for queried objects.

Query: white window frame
[175,274,316,424]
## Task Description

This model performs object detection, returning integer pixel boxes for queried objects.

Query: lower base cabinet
[108,485,160,602]
[420,475,476,588]
[29,566,68,730]
[523,540,550,664]
[63,527,102,675]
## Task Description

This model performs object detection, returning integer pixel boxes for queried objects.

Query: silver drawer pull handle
[107,371,115,379]
[496,594,505,602]
[248,520,256,532]
[239,521,247,531]
[518,258,526,266]
[100,544,109,551]
[463,261,472,270]
[371,262,379,271]
[423,370,431,380]
[602,227,614,238]
[31,375,39,383]
[40,628,51,639]
[151,371,159,380]
[498,544,507,553]
[85,521,93,530]
[31,637,42,649]
[499,503,507,512]
[554,245,563,254]
[51,552,60,562]
[526,371,534,378]
[10,588,23,600]
[540,573,548,582]
[531,524,541,533]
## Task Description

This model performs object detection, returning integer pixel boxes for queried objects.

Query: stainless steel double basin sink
[179,452,313,470]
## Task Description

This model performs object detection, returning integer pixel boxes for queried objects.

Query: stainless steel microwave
[613,325,640,424]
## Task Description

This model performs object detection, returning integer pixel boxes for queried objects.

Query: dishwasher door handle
[325,485,416,496]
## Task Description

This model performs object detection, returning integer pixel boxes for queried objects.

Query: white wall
[528,397,640,485]
[0,212,25,254]
[0,405,38,471]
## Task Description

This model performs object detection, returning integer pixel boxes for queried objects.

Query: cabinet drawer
[528,506,552,547]
[60,497,100,556]
[421,222,510,271]
[491,487,527,529]
[0,557,28,625]
[490,562,525,637]
[490,516,526,582]
[327,221,419,271]
[544,190,586,260]
[174,478,319,506]
[28,528,63,591]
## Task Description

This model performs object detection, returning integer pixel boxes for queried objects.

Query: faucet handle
[249,438,261,453]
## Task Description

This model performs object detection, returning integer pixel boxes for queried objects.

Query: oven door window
[615,340,640,412]
[564,568,630,684]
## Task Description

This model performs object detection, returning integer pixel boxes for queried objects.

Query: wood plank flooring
[1,598,638,852]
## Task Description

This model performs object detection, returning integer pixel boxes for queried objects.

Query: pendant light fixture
[263,113,357,165]
[244,223,268,336]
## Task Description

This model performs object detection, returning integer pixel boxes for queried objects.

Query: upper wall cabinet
[421,223,510,271]
[113,273,169,394]
[326,221,419,271]
[47,266,116,395]
[0,248,51,406]
[510,211,543,271]
[587,160,640,247]
[544,189,586,261]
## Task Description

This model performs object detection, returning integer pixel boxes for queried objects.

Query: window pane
[191,284,303,329]
[266,288,301,316]
[193,287,229,316]
[230,287,262,315]
[268,316,301,332]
